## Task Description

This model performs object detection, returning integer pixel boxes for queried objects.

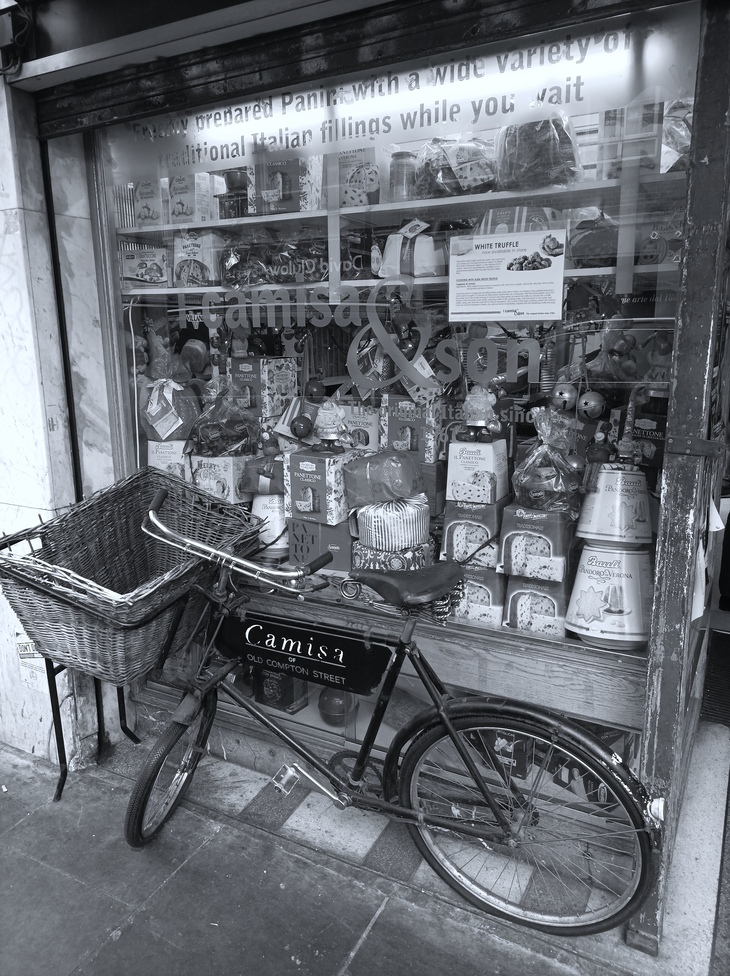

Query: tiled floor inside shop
[2,627,730,976]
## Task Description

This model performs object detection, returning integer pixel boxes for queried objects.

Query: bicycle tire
[398,709,652,935]
[124,691,217,848]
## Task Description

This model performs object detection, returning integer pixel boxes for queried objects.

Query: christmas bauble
[550,383,578,411]
[304,379,326,402]
[566,454,587,475]
[576,390,606,419]
[290,415,313,439]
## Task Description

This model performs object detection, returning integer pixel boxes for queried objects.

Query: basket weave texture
[0,468,262,685]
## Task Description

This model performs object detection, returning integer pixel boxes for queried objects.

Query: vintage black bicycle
[124,487,665,937]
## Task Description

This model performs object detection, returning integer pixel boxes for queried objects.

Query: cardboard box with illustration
[284,449,358,525]
[497,503,576,582]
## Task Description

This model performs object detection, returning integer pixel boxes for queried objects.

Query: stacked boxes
[442,439,511,630]
[497,505,577,640]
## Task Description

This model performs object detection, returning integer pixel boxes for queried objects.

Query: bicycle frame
[144,488,664,848]
[174,589,530,841]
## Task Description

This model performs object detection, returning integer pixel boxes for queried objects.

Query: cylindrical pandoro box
[251,493,289,558]
[566,544,653,650]
[576,464,652,548]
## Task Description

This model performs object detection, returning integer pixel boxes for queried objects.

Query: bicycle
[124,487,665,937]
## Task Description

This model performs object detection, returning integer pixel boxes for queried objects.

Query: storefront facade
[1,0,729,954]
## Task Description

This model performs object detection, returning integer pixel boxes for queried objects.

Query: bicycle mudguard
[382,696,659,835]
[171,692,206,726]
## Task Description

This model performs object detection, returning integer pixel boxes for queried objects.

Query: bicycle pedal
[272,765,300,796]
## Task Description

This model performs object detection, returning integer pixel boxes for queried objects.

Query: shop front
[1,0,729,955]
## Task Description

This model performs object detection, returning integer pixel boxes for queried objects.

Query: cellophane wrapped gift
[512,407,581,517]
[495,111,582,190]
[187,388,261,458]
[139,328,201,442]
[414,136,496,197]
[343,450,425,511]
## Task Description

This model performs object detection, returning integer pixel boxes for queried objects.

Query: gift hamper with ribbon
[0,467,262,685]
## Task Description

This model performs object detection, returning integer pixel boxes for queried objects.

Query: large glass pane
[97,1,700,663]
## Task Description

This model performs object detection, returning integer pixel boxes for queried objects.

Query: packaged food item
[119,246,170,291]
[379,394,445,462]
[288,518,353,574]
[353,494,430,550]
[256,156,324,213]
[567,208,620,269]
[512,407,582,517]
[452,568,506,628]
[169,173,213,223]
[351,540,433,572]
[283,449,359,525]
[495,111,582,190]
[339,149,380,206]
[446,440,510,504]
[134,180,163,227]
[229,356,298,419]
[503,576,570,639]
[496,503,576,582]
[440,496,511,565]
[173,230,230,286]
[220,227,329,288]
[389,151,417,202]
[343,450,425,511]
[186,388,261,457]
[377,219,448,278]
[661,98,693,173]
[414,136,496,197]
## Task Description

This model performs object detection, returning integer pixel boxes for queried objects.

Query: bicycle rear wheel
[124,691,217,848]
[398,710,652,935]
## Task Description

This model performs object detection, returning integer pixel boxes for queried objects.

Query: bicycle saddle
[348,560,465,608]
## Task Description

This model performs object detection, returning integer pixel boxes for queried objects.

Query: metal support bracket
[44,662,140,801]
[665,435,726,458]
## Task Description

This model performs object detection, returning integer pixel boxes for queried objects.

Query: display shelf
[236,588,648,732]
[116,209,331,238]
[116,171,687,240]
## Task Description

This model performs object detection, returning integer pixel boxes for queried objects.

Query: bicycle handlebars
[142,489,333,591]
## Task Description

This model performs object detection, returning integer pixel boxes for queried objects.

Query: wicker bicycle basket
[0,468,263,685]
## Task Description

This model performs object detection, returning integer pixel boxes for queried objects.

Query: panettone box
[497,503,576,582]
[420,460,446,516]
[284,449,358,525]
[503,576,571,639]
[146,439,189,481]
[379,394,445,463]
[339,397,380,450]
[288,518,353,574]
[256,156,324,214]
[446,440,510,504]
[230,357,298,420]
[440,496,511,567]
[173,229,228,286]
[609,405,667,469]
[452,566,506,629]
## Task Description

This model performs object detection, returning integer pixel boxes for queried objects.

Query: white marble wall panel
[0,83,92,760]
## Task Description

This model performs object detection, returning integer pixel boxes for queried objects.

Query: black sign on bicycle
[216,612,395,695]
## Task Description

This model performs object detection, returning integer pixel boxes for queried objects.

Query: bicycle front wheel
[124,691,217,848]
[399,710,652,935]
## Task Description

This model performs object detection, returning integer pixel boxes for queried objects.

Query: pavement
[1,665,730,976]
